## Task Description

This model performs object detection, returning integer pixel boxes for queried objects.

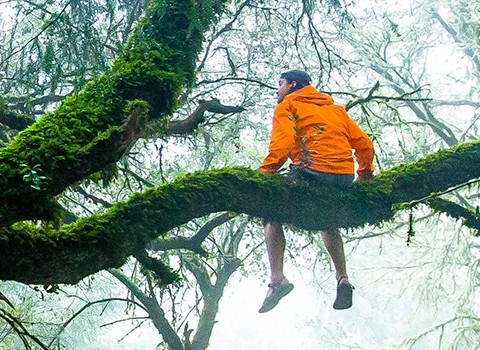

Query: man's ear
[291,81,297,88]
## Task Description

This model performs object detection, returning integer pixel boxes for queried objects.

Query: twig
[0,0,73,69]
[402,178,480,208]
[47,297,147,348]
[197,0,251,71]
[0,309,49,349]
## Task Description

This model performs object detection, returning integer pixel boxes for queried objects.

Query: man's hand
[357,172,374,181]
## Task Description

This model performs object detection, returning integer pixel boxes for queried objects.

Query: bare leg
[322,229,353,310]
[321,229,348,284]
[259,221,293,313]
[264,221,288,284]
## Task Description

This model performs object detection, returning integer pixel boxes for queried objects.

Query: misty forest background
[0,0,479,349]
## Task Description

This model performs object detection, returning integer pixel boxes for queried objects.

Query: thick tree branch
[0,102,149,225]
[7,94,70,114]
[0,100,36,131]
[0,140,479,285]
[183,254,214,297]
[191,256,240,350]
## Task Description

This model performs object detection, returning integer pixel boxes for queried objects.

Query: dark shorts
[286,164,354,187]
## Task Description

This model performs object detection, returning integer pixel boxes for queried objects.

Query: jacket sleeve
[260,102,296,173]
[345,112,375,178]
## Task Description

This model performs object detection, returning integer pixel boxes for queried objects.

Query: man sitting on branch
[258,69,375,313]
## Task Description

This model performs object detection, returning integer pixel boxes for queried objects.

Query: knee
[322,229,340,236]
[264,221,282,231]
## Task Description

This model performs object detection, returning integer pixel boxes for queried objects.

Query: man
[258,69,374,313]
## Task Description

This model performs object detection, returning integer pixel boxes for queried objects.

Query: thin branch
[197,0,251,71]
[47,297,147,348]
[76,186,113,208]
[166,99,245,136]
[0,0,73,69]
[119,167,155,188]
[400,178,480,208]
[195,76,275,90]
[0,309,49,349]
[148,212,234,256]
[433,99,480,108]
[402,315,480,349]
[109,268,185,350]
[100,315,148,328]
[345,84,430,111]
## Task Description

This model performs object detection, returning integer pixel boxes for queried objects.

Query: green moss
[427,198,480,234]
[1,154,479,284]
[375,140,480,202]
[0,0,228,224]
[136,250,180,286]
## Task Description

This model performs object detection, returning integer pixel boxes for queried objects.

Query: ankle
[336,275,349,284]
[271,276,289,284]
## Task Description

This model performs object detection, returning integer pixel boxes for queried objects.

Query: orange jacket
[260,85,374,177]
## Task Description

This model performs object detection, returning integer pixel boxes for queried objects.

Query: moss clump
[427,198,480,234]
[375,140,480,203]
[111,0,224,116]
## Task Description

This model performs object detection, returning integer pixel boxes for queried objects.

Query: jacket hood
[285,85,334,106]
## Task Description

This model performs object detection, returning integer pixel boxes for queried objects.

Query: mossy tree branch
[0,0,229,225]
[0,0,478,289]
[0,108,36,131]
[0,140,478,285]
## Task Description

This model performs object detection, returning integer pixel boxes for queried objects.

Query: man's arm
[346,115,375,179]
[260,103,296,173]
